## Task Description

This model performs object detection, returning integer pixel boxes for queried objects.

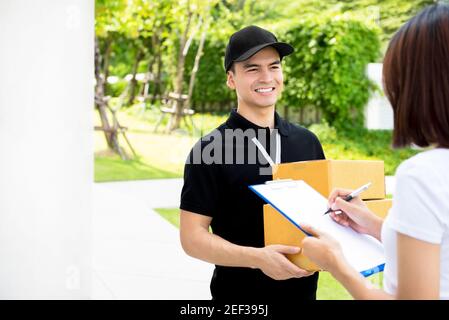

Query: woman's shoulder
[393,149,449,199]
[396,148,449,177]
[389,148,449,244]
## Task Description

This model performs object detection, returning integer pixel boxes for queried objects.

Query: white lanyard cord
[251,131,281,167]
[275,131,281,164]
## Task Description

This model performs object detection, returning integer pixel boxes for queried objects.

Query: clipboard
[250,179,385,277]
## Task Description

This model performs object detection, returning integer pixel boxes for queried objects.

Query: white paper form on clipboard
[250,179,385,277]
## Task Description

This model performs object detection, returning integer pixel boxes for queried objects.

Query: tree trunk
[150,21,165,105]
[95,37,112,147]
[167,7,196,132]
[95,37,123,156]
[143,23,162,106]
[127,47,143,106]
[102,37,113,95]
[167,52,187,131]
[142,54,155,101]
[151,50,163,105]
[185,19,208,112]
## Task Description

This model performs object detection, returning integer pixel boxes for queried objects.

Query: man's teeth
[255,87,274,93]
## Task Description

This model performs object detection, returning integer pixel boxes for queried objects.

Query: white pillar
[0,0,93,299]
[364,63,394,130]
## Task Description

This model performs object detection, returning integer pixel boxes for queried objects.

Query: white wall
[0,0,93,299]
[364,63,394,130]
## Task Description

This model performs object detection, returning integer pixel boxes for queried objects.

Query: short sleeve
[179,141,221,218]
[387,161,445,244]
[310,130,325,160]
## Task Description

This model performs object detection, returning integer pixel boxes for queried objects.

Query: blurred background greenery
[95,0,431,181]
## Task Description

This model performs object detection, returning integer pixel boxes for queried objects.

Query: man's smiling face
[227,46,284,110]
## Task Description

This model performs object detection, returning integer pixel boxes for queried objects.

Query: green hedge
[308,122,420,175]
[183,14,380,120]
[281,14,381,130]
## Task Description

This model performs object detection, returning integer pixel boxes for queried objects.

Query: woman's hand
[302,224,395,300]
[301,224,347,274]
[328,188,383,241]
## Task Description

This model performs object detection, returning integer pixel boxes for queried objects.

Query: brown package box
[364,199,393,219]
[273,160,386,200]
[263,204,321,272]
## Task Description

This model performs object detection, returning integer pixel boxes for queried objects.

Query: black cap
[224,25,294,72]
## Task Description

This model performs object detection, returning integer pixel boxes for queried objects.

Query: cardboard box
[273,160,385,200]
[263,204,320,272]
[364,199,393,219]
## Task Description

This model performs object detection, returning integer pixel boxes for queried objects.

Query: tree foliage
[95,0,436,119]
[281,13,381,130]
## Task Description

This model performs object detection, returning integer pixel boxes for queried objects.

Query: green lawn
[154,207,383,300]
[95,106,418,182]
[95,154,180,182]
[94,106,227,182]
[308,122,419,175]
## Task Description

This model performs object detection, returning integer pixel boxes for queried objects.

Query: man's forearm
[182,228,262,269]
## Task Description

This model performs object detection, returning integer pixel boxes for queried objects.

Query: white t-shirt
[381,148,449,299]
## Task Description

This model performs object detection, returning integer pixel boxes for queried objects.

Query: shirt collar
[225,108,290,136]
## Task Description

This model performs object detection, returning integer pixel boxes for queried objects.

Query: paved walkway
[91,177,396,299]
[92,178,213,299]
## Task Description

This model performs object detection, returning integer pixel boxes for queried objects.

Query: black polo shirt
[180,109,325,300]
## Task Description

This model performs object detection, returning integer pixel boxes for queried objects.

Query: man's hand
[255,245,314,280]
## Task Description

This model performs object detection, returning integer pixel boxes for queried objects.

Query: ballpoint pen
[323,182,372,215]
